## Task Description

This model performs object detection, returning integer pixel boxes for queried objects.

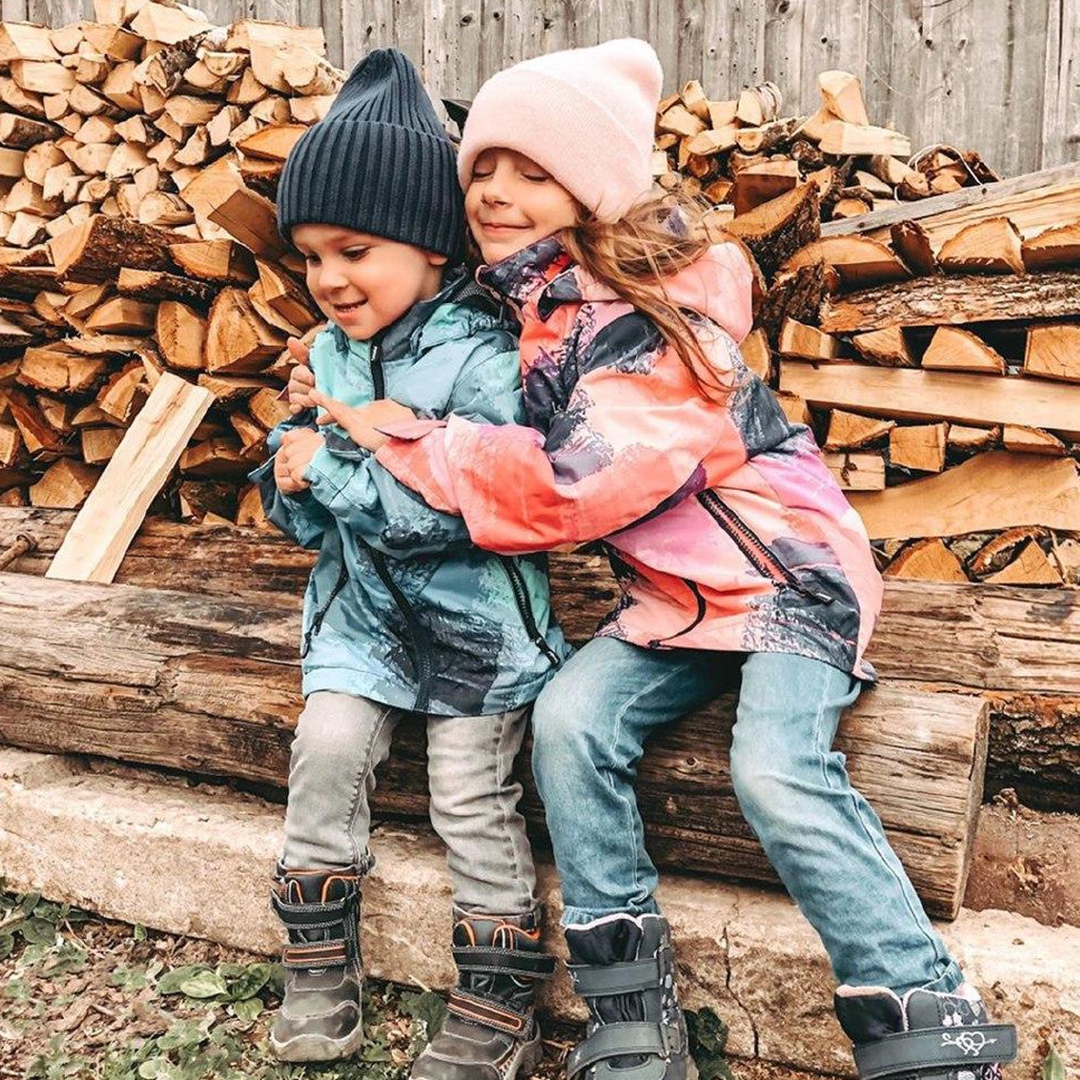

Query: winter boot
[835,983,1017,1080]
[269,864,365,1062]
[563,913,697,1080]
[410,909,556,1080]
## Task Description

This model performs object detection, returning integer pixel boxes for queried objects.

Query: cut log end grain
[1023,323,1080,383]
[824,410,896,450]
[781,234,911,290]
[778,317,843,361]
[921,327,1007,375]
[205,287,285,374]
[1001,425,1067,456]
[155,300,207,371]
[28,457,99,508]
[884,539,968,583]
[851,326,917,368]
[938,216,1026,276]
[823,451,885,491]
[985,539,1063,586]
[1021,220,1080,271]
[889,423,948,473]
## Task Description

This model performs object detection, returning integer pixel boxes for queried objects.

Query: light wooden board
[45,372,214,583]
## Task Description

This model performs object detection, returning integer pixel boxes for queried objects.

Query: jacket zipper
[647,578,708,648]
[498,556,562,668]
[363,539,436,713]
[370,342,384,398]
[301,562,350,658]
[697,490,834,605]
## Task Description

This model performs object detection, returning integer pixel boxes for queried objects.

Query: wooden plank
[820,163,1080,242]
[1042,0,1080,169]
[847,452,1080,541]
[0,567,988,917]
[780,363,1080,438]
[45,373,213,583]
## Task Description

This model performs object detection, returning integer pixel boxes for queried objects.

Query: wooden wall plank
[1042,0,1080,168]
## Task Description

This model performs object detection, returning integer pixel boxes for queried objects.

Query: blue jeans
[530,638,963,995]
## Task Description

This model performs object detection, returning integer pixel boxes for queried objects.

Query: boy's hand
[286,338,316,414]
[309,391,416,452]
[276,427,325,492]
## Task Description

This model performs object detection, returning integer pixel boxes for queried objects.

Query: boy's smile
[292,224,448,340]
[465,148,579,264]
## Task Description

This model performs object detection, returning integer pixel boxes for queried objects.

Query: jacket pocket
[697,490,834,605]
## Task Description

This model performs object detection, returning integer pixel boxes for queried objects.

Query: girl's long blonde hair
[560,190,730,400]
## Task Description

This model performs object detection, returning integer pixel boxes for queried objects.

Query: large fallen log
[2,509,1078,814]
[0,567,985,918]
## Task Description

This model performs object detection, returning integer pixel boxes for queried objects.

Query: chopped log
[817,70,869,125]
[235,123,306,162]
[49,213,175,282]
[253,259,317,330]
[831,197,870,219]
[235,482,270,529]
[735,82,781,126]
[851,326,916,367]
[938,217,1026,275]
[822,451,885,491]
[818,121,910,157]
[96,360,146,424]
[82,24,142,62]
[0,568,987,917]
[780,235,910,290]
[1023,323,1080,383]
[778,318,843,361]
[823,410,895,450]
[18,348,104,395]
[10,59,75,95]
[79,425,124,464]
[772,391,811,427]
[28,457,99,508]
[731,160,798,216]
[7,387,63,453]
[205,287,284,374]
[248,386,290,431]
[657,104,704,138]
[847,452,1080,540]
[229,409,266,452]
[733,117,800,154]
[155,300,206,371]
[1000,425,1067,456]
[1021,221,1080,271]
[196,373,274,406]
[884,539,967,583]
[720,183,819,280]
[889,423,948,473]
[921,327,1006,375]
[47,373,213,584]
[819,271,1080,333]
[129,3,210,45]
[117,267,215,305]
[179,156,285,259]
[739,328,771,382]
[948,425,999,452]
[0,113,60,148]
[0,422,21,467]
[756,263,827,345]
[889,220,939,276]
[985,540,1063,586]
[781,364,1080,438]
[0,23,60,63]
[179,436,249,477]
[967,527,1047,577]
[84,296,156,334]
[169,238,256,284]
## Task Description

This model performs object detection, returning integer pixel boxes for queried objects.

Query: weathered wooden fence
[2,0,1077,177]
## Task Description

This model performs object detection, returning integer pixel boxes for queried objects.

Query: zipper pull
[784,580,835,605]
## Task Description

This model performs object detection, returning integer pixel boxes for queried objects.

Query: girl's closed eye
[342,247,368,261]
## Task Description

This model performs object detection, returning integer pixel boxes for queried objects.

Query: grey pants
[282,691,538,915]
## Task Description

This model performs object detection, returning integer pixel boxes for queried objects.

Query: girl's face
[292,224,448,340]
[465,148,579,264]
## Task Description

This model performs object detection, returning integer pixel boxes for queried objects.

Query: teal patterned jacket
[252,267,569,716]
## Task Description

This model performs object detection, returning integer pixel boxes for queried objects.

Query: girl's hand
[286,338,316,414]
[277,427,325,490]
[309,391,416,452]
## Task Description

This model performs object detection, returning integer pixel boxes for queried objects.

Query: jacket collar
[477,235,578,318]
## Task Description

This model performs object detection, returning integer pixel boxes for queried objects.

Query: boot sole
[270,1022,365,1063]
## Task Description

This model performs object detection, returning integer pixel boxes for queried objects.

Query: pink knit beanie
[457,38,662,223]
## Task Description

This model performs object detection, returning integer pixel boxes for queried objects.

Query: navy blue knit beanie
[277,49,464,260]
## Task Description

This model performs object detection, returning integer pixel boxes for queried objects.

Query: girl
[256,49,565,1078]
[312,38,1016,1080]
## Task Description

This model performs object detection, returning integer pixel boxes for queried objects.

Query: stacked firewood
[730,174,1080,587]
[0,5,335,523]
[653,70,997,225]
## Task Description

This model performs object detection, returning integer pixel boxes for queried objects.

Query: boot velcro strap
[567,1021,667,1078]
[270,888,357,929]
[448,989,531,1036]
[854,1024,1018,1080]
[567,952,667,996]
[452,946,556,980]
[281,938,351,969]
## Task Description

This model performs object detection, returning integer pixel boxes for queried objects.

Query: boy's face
[292,225,448,340]
[465,148,579,264]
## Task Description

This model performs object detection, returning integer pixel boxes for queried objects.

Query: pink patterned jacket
[376,235,883,679]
